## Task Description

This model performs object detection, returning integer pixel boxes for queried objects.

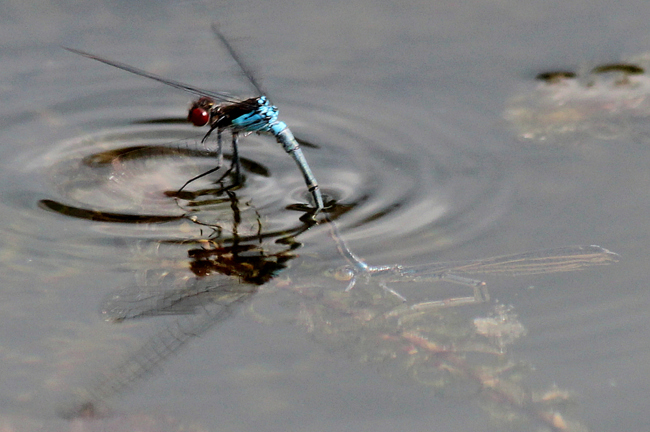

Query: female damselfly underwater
[58,200,618,430]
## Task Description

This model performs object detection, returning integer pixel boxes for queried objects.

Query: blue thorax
[229,96,287,136]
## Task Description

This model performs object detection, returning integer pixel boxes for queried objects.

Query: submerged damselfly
[334,244,618,304]
[59,202,618,430]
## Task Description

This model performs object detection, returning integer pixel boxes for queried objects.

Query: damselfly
[64,25,324,210]
[333,240,618,306]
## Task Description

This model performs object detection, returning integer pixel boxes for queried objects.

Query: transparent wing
[64,47,242,104]
[60,279,256,418]
[211,23,267,99]
[101,276,257,321]
[389,245,619,281]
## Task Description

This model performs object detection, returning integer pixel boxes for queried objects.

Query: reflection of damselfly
[64,24,324,210]
[334,243,619,304]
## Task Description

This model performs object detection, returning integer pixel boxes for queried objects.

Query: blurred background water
[0,0,649,431]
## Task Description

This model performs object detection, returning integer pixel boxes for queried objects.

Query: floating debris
[505,54,650,143]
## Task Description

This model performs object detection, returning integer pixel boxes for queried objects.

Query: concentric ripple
[26,86,512,268]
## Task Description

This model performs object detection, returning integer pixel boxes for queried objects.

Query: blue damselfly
[64,25,324,210]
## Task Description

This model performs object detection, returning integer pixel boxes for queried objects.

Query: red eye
[188,107,209,126]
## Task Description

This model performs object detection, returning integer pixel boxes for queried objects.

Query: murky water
[1,0,650,431]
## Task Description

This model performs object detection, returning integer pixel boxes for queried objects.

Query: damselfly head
[333,265,356,282]
[188,96,215,127]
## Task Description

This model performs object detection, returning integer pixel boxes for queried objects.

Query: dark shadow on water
[38,199,185,224]
[82,145,271,179]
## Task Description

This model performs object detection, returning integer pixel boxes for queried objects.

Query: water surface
[0,0,649,431]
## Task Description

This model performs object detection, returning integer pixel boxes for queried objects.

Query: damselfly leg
[177,130,243,193]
